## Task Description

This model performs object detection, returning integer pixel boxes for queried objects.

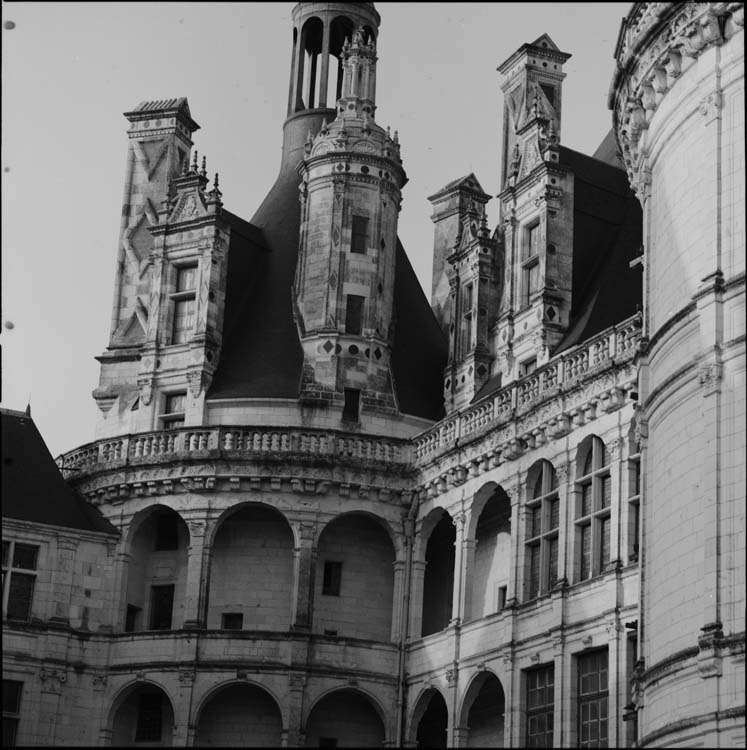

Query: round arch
[575,433,607,477]
[313,511,396,641]
[207,501,297,548]
[124,501,191,549]
[457,669,506,747]
[314,509,399,552]
[107,679,175,747]
[408,686,448,747]
[467,481,510,540]
[193,680,285,748]
[207,503,295,632]
[415,505,455,561]
[304,687,387,748]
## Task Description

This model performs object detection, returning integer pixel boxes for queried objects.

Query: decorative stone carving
[698,361,723,394]
[698,90,724,122]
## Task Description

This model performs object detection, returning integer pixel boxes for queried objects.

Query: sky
[1,1,631,456]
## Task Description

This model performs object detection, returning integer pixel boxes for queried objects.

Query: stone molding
[610,2,743,200]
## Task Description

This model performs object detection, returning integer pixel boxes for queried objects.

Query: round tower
[294,20,407,417]
[610,3,745,746]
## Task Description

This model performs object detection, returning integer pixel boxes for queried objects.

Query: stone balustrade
[413,313,641,464]
[57,425,412,479]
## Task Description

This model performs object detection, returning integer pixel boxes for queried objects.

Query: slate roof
[1,409,118,535]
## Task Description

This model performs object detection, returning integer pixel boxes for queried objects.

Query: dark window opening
[319,739,338,748]
[351,215,369,254]
[342,389,360,422]
[2,679,22,747]
[497,585,507,611]
[125,604,141,633]
[149,585,174,630]
[135,693,163,742]
[322,561,342,596]
[323,628,338,637]
[221,612,243,630]
[154,513,179,551]
[6,574,34,621]
[345,294,364,335]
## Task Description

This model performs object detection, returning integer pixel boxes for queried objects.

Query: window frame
[322,560,342,596]
[2,541,39,623]
[521,221,542,308]
[627,451,641,562]
[524,462,560,600]
[135,692,163,742]
[344,294,365,335]
[170,263,198,345]
[159,391,187,430]
[525,663,555,748]
[350,214,370,254]
[148,584,175,631]
[574,438,612,582]
[577,649,609,749]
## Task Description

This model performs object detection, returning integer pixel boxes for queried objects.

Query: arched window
[525,461,559,599]
[574,436,612,581]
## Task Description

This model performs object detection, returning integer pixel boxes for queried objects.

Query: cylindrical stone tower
[609,3,745,746]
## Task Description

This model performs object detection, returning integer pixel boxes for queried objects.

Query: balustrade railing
[413,313,641,462]
[57,425,411,478]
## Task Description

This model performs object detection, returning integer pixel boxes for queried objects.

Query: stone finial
[547,118,559,146]
[200,155,207,177]
[191,149,199,172]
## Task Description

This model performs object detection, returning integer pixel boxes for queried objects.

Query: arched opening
[194,683,283,747]
[305,689,385,748]
[111,683,174,746]
[329,16,356,103]
[413,689,448,748]
[299,17,324,110]
[469,486,511,621]
[124,506,189,632]
[422,510,456,637]
[461,672,505,747]
[207,504,294,631]
[313,512,395,641]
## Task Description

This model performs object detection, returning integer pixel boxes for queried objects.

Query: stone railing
[413,313,641,464]
[57,426,411,479]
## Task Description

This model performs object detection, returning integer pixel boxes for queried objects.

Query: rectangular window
[599,516,610,570]
[521,358,538,377]
[526,223,541,259]
[526,664,554,748]
[125,604,141,633]
[322,561,342,596]
[548,536,558,585]
[342,388,360,423]
[344,294,364,335]
[2,679,22,747]
[2,541,39,622]
[161,392,186,429]
[149,584,174,630]
[579,524,591,581]
[135,693,163,742]
[171,264,197,344]
[628,456,641,561]
[528,544,540,600]
[523,260,540,307]
[350,215,369,254]
[497,585,507,611]
[221,612,244,630]
[578,650,609,749]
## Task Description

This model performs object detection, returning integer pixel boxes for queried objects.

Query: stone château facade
[2,2,744,747]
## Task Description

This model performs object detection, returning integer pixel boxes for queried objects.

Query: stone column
[452,725,470,747]
[172,669,195,745]
[391,559,406,642]
[606,437,624,570]
[505,483,521,605]
[291,523,317,630]
[606,620,623,749]
[318,20,331,107]
[450,513,466,625]
[183,519,209,628]
[458,537,476,623]
[113,546,132,631]
[408,559,427,640]
[286,672,307,747]
[554,462,570,586]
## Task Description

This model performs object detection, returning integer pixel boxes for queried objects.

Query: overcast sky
[1,2,630,456]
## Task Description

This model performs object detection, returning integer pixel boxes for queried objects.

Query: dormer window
[160,392,186,429]
[171,265,197,344]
